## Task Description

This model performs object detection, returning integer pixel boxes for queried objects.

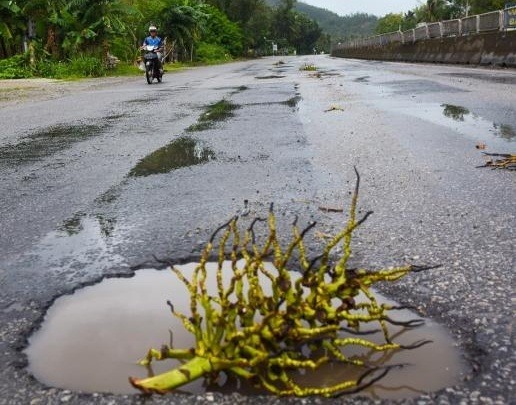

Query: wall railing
[334,7,516,50]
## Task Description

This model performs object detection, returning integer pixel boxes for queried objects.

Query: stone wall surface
[331,31,516,67]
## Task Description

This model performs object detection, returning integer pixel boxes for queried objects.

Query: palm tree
[161,1,209,62]
[62,0,135,59]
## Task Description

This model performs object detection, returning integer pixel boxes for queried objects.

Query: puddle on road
[128,136,215,177]
[438,72,516,85]
[380,80,467,94]
[318,70,341,77]
[441,104,515,142]
[354,76,370,83]
[27,262,465,399]
[213,86,249,93]
[284,96,302,108]
[255,75,286,80]
[0,123,107,166]
[104,113,129,121]
[370,99,516,148]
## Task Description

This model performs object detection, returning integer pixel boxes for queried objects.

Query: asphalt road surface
[0,56,514,404]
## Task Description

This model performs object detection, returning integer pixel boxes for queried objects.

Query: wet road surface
[0,56,514,404]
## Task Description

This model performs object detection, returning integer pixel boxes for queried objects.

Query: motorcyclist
[141,25,164,72]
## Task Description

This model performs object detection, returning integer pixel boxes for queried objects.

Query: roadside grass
[300,63,317,71]
[107,62,141,77]
[187,99,239,132]
[0,54,236,81]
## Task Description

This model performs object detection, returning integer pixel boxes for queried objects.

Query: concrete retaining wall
[331,30,516,67]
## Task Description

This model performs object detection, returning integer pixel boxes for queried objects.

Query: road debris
[324,105,344,113]
[130,170,436,397]
[318,206,344,212]
[478,153,516,170]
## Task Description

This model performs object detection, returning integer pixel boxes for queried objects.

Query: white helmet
[149,25,157,32]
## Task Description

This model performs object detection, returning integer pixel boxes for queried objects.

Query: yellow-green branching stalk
[130,168,437,397]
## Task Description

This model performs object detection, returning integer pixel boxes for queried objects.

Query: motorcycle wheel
[146,66,153,84]
[155,65,162,83]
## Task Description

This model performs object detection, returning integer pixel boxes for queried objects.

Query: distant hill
[266,0,377,40]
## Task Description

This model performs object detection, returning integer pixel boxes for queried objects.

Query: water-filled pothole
[128,136,215,177]
[27,262,465,399]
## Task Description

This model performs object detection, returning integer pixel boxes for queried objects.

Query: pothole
[128,136,215,177]
[255,75,286,80]
[0,123,108,167]
[26,262,465,399]
[186,99,239,132]
[354,76,370,83]
[284,96,302,108]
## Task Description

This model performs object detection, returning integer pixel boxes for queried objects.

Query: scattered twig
[478,153,516,170]
[324,105,344,113]
[318,206,344,213]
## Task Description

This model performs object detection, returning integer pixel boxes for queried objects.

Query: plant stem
[130,356,214,394]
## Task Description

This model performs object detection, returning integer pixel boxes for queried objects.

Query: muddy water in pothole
[26,262,465,399]
[128,136,215,177]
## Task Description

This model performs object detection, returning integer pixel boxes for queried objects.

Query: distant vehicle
[142,45,163,84]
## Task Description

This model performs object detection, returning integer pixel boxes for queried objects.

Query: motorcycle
[141,45,163,84]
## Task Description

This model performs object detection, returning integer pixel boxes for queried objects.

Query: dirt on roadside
[0,77,138,107]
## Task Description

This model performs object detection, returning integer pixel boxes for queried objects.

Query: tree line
[0,0,326,65]
[375,0,508,34]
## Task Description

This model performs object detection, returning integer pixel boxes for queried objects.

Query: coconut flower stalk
[130,169,435,397]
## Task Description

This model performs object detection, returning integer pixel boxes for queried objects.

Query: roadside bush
[68,56,106,77]
[34,55,106,79]
[196,43,232,64]
[34,59,69,78]
[108,62,141,76]
[0,55,33,79]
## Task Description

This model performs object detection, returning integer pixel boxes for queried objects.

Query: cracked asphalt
[0,56,514,404]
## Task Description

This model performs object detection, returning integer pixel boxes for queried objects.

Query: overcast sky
[301,0,422,16]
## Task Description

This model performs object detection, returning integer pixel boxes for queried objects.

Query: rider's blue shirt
[143,36,163,48]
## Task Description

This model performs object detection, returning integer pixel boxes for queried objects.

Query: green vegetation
[130,170,434,396]
[3,1,505,78]
[0,54,32,78]
[0,0,328,79]
[375,14,405,35]
[0,54,116,79]
[267,1,377,43]
[300,63,317,71]
[375,0,508,33]
[187,99,239,132]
